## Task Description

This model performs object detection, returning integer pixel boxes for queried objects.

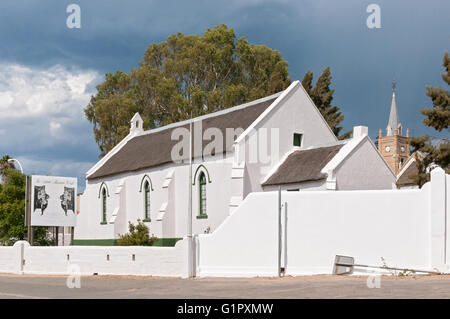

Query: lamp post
[187,113,194,278]
[7,158,23,174]
[8,158,31,243]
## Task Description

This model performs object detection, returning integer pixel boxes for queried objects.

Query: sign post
[29,175,77,245]
[25,175,33,245]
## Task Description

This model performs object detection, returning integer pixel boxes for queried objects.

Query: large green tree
[409,52,450,187]
[85,24,291,156]
[0,162,52,245]
[301,67,350,139]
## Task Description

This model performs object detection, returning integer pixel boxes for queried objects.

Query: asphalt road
[1,273,450,299]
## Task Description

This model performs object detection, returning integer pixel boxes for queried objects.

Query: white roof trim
[396,154,417,180]
[321,135,366,174]
[86,131,139,178]
[235,80,338,145]
[235,81,299,144]
[298,81,338,142]
[260,148,298,185]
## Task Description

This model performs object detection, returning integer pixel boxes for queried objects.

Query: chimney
[130,113,143,134]
[353,126,368,138]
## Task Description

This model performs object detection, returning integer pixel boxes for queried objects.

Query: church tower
[378,80,410,174]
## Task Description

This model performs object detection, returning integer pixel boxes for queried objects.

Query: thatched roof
[88,94,280,180]
[262,144,344,186]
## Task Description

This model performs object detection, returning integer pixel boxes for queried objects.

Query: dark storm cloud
[0,0,448,189]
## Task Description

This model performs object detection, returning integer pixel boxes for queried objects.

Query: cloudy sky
[0,0,448,190]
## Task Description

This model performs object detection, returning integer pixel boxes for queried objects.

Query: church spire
[386,78,402,136]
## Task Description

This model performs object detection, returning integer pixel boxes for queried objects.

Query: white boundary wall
[197,168,449,277]
[0,238,188,277]
[0,168,447,278]
[0,244,21,274]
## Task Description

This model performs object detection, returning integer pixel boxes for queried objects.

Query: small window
[143,181,151,221]
[101,188,107,224]
[198,172,207,218]
[293,133,303,147]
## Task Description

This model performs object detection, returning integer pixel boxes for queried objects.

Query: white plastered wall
[76,154,235,241]
[197,168,449,277]
[0,239,188,277]
[238,82,337,196]
[333,137,396,190]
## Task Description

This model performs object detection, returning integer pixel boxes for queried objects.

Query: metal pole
[284,201,288,275]
[24,174,28,228]
[352,263,441,275]
[278,186,282,277]
[187,113,193,278]
[26,175,32,244]
[11,159,29,243]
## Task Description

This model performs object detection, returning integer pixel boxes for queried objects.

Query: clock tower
[378,80,410,174]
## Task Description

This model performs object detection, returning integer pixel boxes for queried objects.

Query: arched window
[143,181,151,222]
[198,172,207,218]
[101,188,107,224]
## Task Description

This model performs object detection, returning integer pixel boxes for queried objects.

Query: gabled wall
[334,137,396,190]
[238,82,337,196]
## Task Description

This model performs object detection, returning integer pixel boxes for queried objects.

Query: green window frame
[143,181,151,222]
[293,133,303,147]
[197,172,208,219]
[101,188,107,224]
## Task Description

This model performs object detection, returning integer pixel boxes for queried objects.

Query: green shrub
[117,219,158,246]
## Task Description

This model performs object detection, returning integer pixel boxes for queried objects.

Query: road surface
[0,273,449,299]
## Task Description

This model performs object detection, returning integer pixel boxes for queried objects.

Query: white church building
[74,81,396,245]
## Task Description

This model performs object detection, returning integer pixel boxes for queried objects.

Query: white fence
[0,168,448,278]
[197,167,449,277]
[0,239,188,277]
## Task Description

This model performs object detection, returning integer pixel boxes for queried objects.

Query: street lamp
[8,158,31,243]
[7,158,24,174]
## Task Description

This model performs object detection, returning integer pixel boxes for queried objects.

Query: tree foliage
[409,52,450,187]
[0,155,14,185]
[301,67,350,139]
[0,167,52,245]
[85,24,291,156]
[420,52,450,131]
[117,219,158,246]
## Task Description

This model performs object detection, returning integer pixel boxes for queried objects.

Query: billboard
[30,175,77,226]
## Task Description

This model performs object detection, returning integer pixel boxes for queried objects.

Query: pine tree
[409,52,450,187]
[301,67,350,139]
[421,52,450,131]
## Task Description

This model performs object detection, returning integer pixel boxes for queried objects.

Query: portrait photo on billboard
[30,175,77,227]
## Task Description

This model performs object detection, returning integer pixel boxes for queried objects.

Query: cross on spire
[386,78,402,136]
